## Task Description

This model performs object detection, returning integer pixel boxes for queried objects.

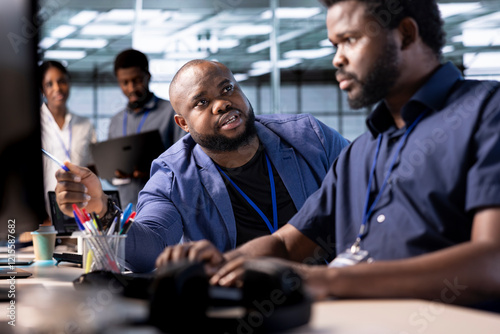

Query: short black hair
[113,49,150,76]
[318,0,446,57]
[38,60,70,90]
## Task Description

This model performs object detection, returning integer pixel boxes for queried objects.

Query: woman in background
[39,60,96,221]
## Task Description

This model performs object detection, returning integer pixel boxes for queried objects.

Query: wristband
[100,197,122,228]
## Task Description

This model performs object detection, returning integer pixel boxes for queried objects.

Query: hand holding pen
[42,148,70,171]
[53,159,108,219]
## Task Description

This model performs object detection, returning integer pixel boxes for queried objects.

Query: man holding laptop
[106,49,184,210]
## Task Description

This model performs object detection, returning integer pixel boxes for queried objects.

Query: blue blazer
[126,114,349,272]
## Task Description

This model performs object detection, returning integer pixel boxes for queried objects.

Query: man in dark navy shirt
[157,0,500,307]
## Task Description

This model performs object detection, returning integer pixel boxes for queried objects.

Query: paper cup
[31,226,57,261]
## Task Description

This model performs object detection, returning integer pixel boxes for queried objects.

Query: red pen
[124,211,136,225]
[72,204,87,226]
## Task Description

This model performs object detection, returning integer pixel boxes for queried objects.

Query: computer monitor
[47,191,122,236]
[0,0,47,240]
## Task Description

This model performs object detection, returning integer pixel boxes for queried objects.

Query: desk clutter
[2,260,310,333]
[70,259,312,333]
[2,206,312,333]
[72,203,133,273]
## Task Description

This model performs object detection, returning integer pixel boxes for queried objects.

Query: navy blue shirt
[290,62,500,261]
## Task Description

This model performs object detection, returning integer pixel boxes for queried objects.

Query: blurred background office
[36,0,500,144]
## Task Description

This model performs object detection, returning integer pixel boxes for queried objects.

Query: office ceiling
[38,0,500,83]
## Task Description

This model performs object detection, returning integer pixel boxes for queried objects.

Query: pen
[124,211,135,225]
[41,148,70,172]
[121,203,133,229]
[120,218,135,235]
[72,204,87,227]
[92,212,104,233]
[107,217,118,236]
[120,212,135,235]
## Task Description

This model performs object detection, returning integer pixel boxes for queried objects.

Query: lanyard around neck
[216,152,278,234]
[122,96,157,136]
[353,110,428,250]
[49,112,71,160]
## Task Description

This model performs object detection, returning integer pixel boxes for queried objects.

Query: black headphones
[74,259,312,333]
[149,259,312,333]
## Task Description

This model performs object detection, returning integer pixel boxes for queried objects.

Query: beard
[128,91,152,109]
[190,104,257,152]
[339,36,400,109]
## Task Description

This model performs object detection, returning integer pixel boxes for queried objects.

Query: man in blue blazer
[55,60,349,272]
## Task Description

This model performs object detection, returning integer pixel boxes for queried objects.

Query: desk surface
[289,299,500,334]
[1,259,499,333]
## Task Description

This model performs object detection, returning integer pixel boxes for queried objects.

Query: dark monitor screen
[0,0,46,240]
[47,191,121,236]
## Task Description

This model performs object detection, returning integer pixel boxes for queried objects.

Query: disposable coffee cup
[31,225,57,261]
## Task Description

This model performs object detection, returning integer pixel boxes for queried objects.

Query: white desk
[0,260,152,334]
[289,299,500,334]
[1,260,499,333]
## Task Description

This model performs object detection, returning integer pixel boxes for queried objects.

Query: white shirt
[40,103,96,214]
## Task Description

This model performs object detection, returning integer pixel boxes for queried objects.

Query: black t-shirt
[217,145,297,246]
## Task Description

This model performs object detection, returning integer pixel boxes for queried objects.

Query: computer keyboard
[53,252,82,265]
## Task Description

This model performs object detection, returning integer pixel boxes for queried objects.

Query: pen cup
[82,234,127,273]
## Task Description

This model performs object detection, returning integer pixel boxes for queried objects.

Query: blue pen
[73,210,85,231]
[121,203,133,229]
[41,148,70,172]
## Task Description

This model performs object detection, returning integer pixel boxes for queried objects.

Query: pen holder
[82,234,127,274]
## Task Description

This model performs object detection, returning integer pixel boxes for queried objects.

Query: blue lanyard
[122,96,157,136]
[356,111,428,246]
[216,153,278,234]
[49,113,71,160]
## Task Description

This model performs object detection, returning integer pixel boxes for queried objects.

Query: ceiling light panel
[438,3,482,19]
[50,25,77,38]
[170,12,207,23]
[233,73,249,82]
[464,52,500,70]
[247,28,313,53]
[96,9,135,22]
[463,11,500,29]
[147,11,175,26]
[442,45,455,54]
[251,59,302,69]
[165,51,209,59]
[133,35,171,53]
[69,11,99,26]
[44,50,87,60]
[463,28,500,46]
[283,48,334,59]
[39,37,58,49]
[260,8,322,19]
[94,9,163,23]
[80,24,132,36]
[319,39,332,47]
[59,39,108,49]
[248,68,271,76]
[223,25,272,36]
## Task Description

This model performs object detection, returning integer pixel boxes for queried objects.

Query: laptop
[48,190,121,236]
[90,130,166,180]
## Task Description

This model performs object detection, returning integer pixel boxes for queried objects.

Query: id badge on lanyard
[328,241,373,268]
[328,110,428,268]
